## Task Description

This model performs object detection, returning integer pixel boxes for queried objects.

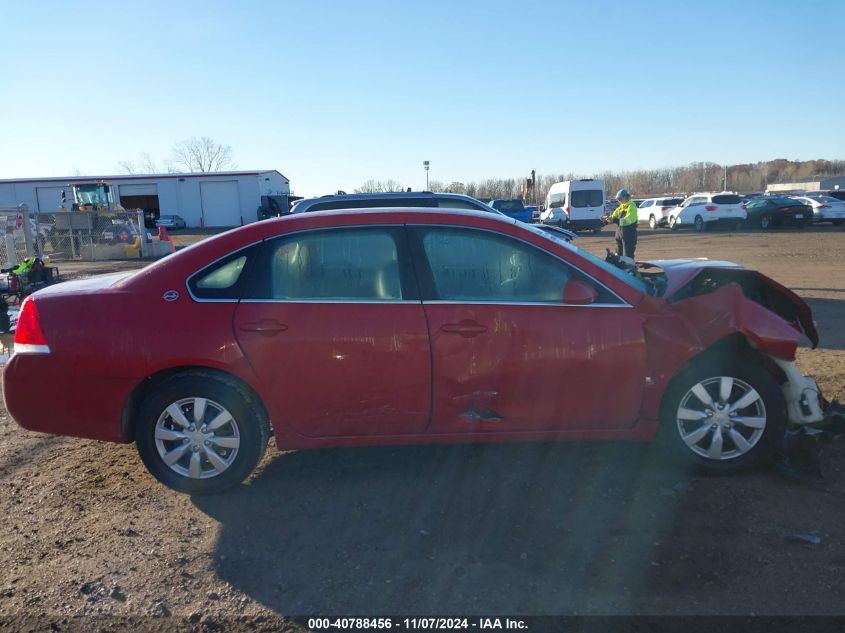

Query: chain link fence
[0,205,167,267]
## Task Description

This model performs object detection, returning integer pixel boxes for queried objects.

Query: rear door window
[244,228,414,301]
[570,190,603,208]
[640,200,654,208]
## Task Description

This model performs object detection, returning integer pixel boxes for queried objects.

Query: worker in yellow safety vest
[609,189,638,260]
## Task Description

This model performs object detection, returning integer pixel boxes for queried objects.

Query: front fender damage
[650,276,838,482]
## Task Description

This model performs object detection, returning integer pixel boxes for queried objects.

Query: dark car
[745,197,812,229]
[291,192,497,215]
[820,190,845,203]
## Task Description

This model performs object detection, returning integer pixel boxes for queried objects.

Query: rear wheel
[693,215,706,232]
[760,214,772,229]
[832,220,843,226]
[649,215,657,230]
[659,358,785,472]
[135,372,270,494]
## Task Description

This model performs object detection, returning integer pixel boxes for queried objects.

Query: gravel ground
[0,226,844,630]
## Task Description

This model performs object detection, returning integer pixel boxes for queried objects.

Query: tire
[659,357,786,473]
[693,215,706,232]
[833,220,843,226]
[669,215,678,231]
[649,215,657,230]
[134,371,270,494]
[795,220,805,229]
[760,214,771,230]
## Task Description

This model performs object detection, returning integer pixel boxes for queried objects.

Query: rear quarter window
[188,245,259,300]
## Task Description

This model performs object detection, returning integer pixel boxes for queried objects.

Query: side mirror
[563,279,599,305]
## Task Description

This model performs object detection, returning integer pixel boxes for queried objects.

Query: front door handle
[238,319,288,336]
[440,320,487,338]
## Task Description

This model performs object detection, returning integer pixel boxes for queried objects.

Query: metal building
[0,170,291,228]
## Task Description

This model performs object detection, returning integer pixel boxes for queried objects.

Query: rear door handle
[238,319,288,336]
[440,320,487,338]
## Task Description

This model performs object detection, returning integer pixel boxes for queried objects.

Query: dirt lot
[1,226,844,628]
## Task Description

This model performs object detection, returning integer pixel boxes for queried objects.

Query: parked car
[524,205,540,223]
[4,208,826,493]
[637,197,685,229]
[290,191,498,215]
[156,214,187,230]
[541,179,605,232]
[744,197,811,229]
[819,190,845,203]
[667,193,747,232]
[794,195,845,226]
[489,199,532,223]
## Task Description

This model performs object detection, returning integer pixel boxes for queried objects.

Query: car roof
[293,191,478,205]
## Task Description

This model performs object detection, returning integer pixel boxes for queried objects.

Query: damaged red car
[3,209,827,493]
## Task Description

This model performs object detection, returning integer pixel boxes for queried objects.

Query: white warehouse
[0,170,291,227]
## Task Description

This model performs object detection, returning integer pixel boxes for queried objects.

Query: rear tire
[135,371,270,494]
[649,215,657,230]
[659,357,785,473]
[833,220,843,226]
[760,214,771,229]
[694,215,706,232]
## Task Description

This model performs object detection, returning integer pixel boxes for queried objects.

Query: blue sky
[1,0,842,196]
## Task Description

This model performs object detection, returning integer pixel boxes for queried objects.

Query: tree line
[355,158,845,202]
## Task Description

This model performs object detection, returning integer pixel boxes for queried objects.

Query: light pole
[423,160,430,190]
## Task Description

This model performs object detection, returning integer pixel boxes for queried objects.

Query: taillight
[705,205,718,212]
[741,203,747,210]
[14,296,50,355]
[819,204,831,209]
[660,206,669,211]
[564,206,570,216]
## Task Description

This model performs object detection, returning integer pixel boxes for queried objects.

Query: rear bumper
[3,353,133,443]
[568,219,604,231]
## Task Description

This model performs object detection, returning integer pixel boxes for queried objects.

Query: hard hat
[615,189,630,200]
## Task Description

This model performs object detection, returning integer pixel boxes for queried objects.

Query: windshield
[570,190,603,208]
[524,223,648,295]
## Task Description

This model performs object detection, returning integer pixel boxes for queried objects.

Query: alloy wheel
[154,397,241,479]
[649,215,657,229]
[675,376,766,461]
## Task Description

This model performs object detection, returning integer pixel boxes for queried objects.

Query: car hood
[642,258,818,348]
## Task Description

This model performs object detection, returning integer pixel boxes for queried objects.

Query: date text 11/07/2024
[306,618,528,630]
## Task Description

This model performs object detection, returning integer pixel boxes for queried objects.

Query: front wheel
[135,372,270,494]
[659,359,785,472]
[668,215,678,231]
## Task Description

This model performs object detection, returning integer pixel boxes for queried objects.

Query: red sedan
[3,209,827,493]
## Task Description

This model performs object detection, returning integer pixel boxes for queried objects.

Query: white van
[540,179,605,232]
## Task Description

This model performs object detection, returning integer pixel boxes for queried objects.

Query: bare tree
[169,136,237,173]
[116,160,138,175]
[116,152,165,175]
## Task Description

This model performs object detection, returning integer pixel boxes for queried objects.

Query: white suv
[637,196,685,229]
[667,193,747,232]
